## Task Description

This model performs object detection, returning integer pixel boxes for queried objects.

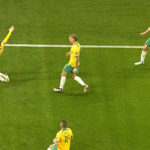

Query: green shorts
[63,64,79,74]
[145,38,150,47]
[48,144,57,150]
[51,144,58,150]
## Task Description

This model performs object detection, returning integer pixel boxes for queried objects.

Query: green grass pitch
[0,0,150,150]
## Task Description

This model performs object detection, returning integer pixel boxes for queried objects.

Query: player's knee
[143,45,149,51]
[61,72,67,77]
[143,48,148,51]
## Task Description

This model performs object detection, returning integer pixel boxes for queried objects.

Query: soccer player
[0,26,15,82]
[134,27,150,65]
[53,34,88,93]
[53,120,73,150]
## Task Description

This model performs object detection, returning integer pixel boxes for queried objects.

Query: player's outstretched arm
[2,26,15,45]
[140,27,150,36]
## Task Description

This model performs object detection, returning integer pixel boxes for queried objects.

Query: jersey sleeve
[2,31,13,45]
[0,44,5,55]
[75,46,80,57]
[75,52,79,57]
[56,132,61,142]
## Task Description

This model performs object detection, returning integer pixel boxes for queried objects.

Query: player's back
[56,128,73,150]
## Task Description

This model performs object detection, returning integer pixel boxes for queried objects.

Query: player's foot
[53,88,63,93]
[0,73,9,82]
[83,84,88,93]
[134,61,144,65]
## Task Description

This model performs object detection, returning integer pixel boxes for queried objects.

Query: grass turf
[0,0,150,150]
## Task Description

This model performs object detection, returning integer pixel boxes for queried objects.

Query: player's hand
[66,52,71,56]
[140,32,145,36]
[9,26,15,32]
[53,138,56,143]
[73,67,77,73]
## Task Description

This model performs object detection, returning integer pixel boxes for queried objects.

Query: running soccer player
[0,26,15,82]
[53,34,88,93]
[53,120,73,150]
[134,27,150,65]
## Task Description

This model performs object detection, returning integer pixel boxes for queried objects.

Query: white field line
[5,44,143,49]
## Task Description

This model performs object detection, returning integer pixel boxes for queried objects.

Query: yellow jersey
[68,42,81,67]
[0,31,13,55]
[56,128,73,150]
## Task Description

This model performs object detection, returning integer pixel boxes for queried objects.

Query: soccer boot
[134,61,144,65]
[83,84,88,93]
[53,88,63,93]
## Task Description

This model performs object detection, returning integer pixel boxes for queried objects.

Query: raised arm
[140,27,150,36]
[1,26,15,45]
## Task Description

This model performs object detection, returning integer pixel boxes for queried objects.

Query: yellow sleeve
[56,132,61,142]
[2,31,13,44]
[75,46,80,57]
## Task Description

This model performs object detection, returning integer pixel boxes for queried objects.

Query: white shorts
[47,148,52,150]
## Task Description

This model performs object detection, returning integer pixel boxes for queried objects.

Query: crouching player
[47,120,73,150]
[54,120,73,150]
[53,34,88,93]
[135,27,150,65]
[0,26,15,82]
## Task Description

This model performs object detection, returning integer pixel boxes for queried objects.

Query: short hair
[61,120,67,128]
[70,34,78,41]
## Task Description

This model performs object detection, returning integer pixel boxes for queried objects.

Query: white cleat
[0,73,10,82]
[53,88,63,93]
[134,61,144,66]
[84,84,88,93]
